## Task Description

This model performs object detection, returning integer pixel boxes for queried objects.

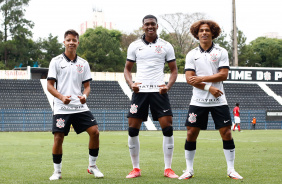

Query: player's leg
[50,132,64,180]
[126,118,142,178]
[213,106,243,180]
[179,106,208,180]
[159,116,179,178]
[126,93,149,178]
[86,125,104,178]
[72,111,104,178]
[237,117,241,131]
[49,114,71,180]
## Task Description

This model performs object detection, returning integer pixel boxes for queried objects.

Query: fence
[1,109,281,131]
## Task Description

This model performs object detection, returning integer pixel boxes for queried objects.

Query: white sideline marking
[118,80,157,130]
[40,79,54,110]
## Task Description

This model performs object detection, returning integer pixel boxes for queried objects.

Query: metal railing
[1,109,281,131]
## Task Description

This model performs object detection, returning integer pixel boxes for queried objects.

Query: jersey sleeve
[218,48,230,70]
[184,51,195,72]
[47,58,57,81]
[126,43,136,62]
[165,43,176,62]
[82,62,92,84]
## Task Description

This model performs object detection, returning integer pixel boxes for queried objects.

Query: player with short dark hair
[124,15,179,179]
[178,20,243,180]
[47,29,103,180]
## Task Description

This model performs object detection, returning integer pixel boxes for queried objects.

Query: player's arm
[47,79,71,104]
[185,70,224,98]
[188,68,229,84]
[78,81,90,104]
[124,60,141,93]
[159,61,178,94]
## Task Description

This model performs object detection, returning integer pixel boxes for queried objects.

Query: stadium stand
[0,79,281,131]
[267,84,282,96]
[224,83,282,111]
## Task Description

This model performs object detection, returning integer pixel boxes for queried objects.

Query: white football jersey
[185,43,229,106]
[127,35,176,92]
[47,53,92,114]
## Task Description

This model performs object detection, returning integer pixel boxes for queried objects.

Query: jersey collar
[141,34,158,45]
[63,53,77,63]
[199,42,214,53]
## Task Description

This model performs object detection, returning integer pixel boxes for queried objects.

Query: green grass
[0,130,282,184]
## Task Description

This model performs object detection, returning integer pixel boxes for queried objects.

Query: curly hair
[190,20,221,40]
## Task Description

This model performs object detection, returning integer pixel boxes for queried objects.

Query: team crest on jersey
[130,104,138,114]
[155,45,163,54]
[210,53,218,62]
[56,118,65,128]
[188,113,197,123]
[76,64,84,73]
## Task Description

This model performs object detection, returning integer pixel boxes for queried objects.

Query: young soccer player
[178,20,243,180]
[47,29,103,180]
[124,15,179,179]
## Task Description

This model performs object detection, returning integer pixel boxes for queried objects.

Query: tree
[229,28,248,66]
[159,12,207,56]
[0,0,34,66]
[214,28,230,50]
[39,34,64,67]
[121,27,143,53]
[246,37,282,67]
[77,27,126,72]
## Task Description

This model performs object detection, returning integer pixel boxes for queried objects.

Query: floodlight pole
[232,0,238,66]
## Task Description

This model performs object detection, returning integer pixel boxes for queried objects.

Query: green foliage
[246,37,282,67]
[214,29,230,50]
[1,130,282,183]
[0,0,34,67]
[77,27,125,72]
[39,34,64,67]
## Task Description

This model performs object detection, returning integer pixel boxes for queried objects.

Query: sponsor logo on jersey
[56,118,65,128]
[76,64,84,73]
[61,66,67,69]
[188,113,197,123]
[196,98,220,103]
[155,45,163,54]
[60,105,84,110]
[210,53,218,62]
[130,104,138,114]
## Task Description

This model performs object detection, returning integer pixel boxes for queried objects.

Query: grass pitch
[0,130,281,184]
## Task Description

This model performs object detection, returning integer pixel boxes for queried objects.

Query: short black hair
[236,103,239,106]
[142,15,158,24]
[64,29,79,40]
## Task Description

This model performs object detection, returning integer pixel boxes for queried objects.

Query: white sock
[89,155,97,166]
[163,135,174,169]
[185,150,196,171]
[223,149,235,171]
[128,135,140,169]
[54,163,62,173]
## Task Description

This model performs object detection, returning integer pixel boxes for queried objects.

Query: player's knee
[223,139,235,149]
[185,140,196,151]
[128,127,139,137]
[162,126,173,137]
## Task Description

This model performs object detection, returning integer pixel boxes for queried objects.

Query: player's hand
[188,76,204,85]
[78,95,86,104]
[209,86,223,98]
[131,82,141,93]
[61,95,71,104]
[159,84,168,94]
